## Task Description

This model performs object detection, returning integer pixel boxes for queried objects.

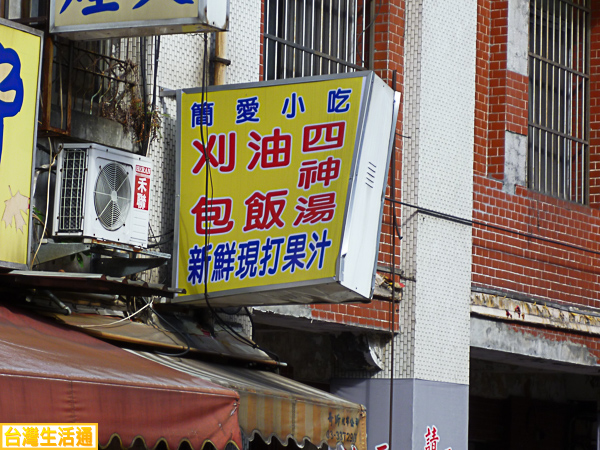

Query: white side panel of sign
[339,77,398,298]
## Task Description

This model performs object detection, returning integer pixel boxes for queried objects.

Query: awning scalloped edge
[244,429,356,450]
[99,433,241,450]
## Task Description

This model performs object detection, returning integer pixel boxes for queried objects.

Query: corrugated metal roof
[46,312,277,366]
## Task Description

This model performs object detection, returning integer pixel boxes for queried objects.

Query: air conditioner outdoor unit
[52,143,152,248]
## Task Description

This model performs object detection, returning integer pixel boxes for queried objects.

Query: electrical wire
[356,0,383,67]
[148,34,161,156]
[245,307,255,341]
[201,33,214,297]
[146,224,174,249]
[31,138,56,269]
[148,301,192,357]
[150,229,174,241]
[385,197,600,258]
[140,35,149,156]
[78,298,154,328]
[194,34,280,365]
[387,70,398,450]
[199,32,224,340]
[196,34,244,347]
[358,0,383,35]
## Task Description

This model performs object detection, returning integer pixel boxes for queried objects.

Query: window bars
[264,0,373,80]
[528,0,589,203]
[41,37,139,135]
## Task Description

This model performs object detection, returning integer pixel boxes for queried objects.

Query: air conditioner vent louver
[94,162,131,231]
[52,144,152,248]
[58,149,87,232]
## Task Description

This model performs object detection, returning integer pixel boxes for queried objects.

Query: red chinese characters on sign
[191,196,234,235]
[134,165,151,211]
[302,121,346,153]
[424,426,451,450]
[424,426,439,450]
[247,128,292,170]
[297,156,342,190]
[293,192,336,226]
[191,132,237,174]
[243,189,288,232]
[181,86,359,284]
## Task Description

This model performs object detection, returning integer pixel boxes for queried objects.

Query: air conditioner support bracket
[91,257,166,277]
[35,240,170,277]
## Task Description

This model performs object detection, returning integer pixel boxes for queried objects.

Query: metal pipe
[274,0,280,79]
[42,290,72,315]
[388,70,398,450]
[214,32,227,86]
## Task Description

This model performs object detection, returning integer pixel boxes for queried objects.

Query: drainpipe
[213,32,230,86]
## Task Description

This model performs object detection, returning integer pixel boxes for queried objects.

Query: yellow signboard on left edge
[0,20,43,270]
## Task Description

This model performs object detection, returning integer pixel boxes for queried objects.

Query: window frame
[527,0,590,204]
[263,0,373,80]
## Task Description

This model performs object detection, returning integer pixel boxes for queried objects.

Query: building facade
[2,0,600,449]
[247,0,600,449]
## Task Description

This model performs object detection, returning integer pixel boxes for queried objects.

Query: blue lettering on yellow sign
[60,0,118,15]
[327,88,352,113]
[133,0,192,9]
[281,92,305,119]
[187,229,332,286]
[191,101,215,128]
[60,0,193,14]
[235,96,260,124]
[0,43,24,165]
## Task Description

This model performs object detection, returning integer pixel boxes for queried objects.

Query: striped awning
[0,305,242,450]
[133,352,367,450]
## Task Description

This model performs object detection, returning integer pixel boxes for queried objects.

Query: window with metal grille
[264,0,373,80]
[528,0,589,203]
[2,0,45,22]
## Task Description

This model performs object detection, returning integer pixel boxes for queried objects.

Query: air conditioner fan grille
[94,162,131,231]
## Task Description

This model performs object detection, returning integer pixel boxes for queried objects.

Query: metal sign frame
[172,71,399,307]
[49,0,229,40]
[0,19,43,271]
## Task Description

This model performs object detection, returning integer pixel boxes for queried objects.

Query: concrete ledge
[471,316,600,369]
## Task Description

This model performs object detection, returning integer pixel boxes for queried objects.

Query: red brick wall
[505,71,528,136]
[509,323,600,363]
[473,0,600,311]
[377,0,404,276]
[477,0,529,180]
[473,175,600,307]
[487,0,508,180]
[257,0,404,331]
[589,5,600,208]
[311,300,399,331]
[309,0,405,332]
[474,0,491,177]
